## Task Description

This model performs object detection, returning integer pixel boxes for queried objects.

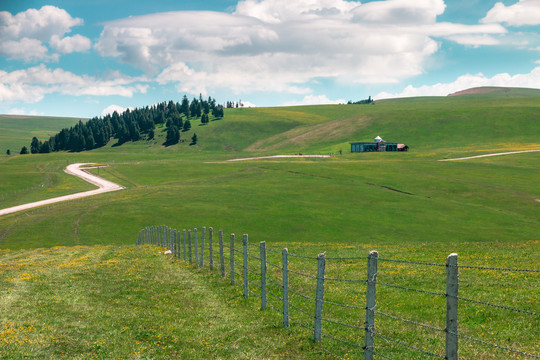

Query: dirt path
[0,163,124,217]
[227,154,331,162]
[439,149,540,162]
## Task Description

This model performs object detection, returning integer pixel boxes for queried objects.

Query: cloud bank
[95,0,506,96]
[0,6,91,61]
[482,0,540,26]
[0,64,148,103]
[376,66,540,99]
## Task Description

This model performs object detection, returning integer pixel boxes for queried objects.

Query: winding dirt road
[0,163,124,217]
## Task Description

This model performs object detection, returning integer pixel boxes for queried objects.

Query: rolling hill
[0,87,538,359]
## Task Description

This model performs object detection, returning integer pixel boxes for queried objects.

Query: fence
[136,225,539,360]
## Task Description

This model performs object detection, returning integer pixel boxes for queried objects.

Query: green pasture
[0,91,539,358]
[0,115,85,155]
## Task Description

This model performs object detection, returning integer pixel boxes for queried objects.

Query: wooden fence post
[175,230,179,257]
[364,250,378,360]
[243,234,249,299]
[173,229,177,256]
[161,225,165,247]
[183,229,187,261]
[200,227,206,268]
[282,248,289,328]
[194,228,198,264]
[314,252,326,343]
[446,253,459,360]
[219,230,225,276]
[188,229,192,263]
[260,241,267,310]
[230,234,235,285]
[209,227,214,270]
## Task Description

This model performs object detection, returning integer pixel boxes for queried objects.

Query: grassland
[0,115,85,155]
[0,90,539,359]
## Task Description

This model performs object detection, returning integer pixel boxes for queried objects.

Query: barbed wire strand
[321,331,362,349]
[288,268,318,279]
[373,331,445,359]
[454,295,539,316]
[447,330,540,359]
[267,261,282,270]
[321,316,364,330]
[325,256,368,260]
[267,300,282,314]
[372,349,396,360]
[289,302,313,318]
[289,316,315,331]
[248,288,262,299]
[323,299,366,310]
[325,276,367,283]
[289,252,318,260]
[374,310,445,333]
[378,257,446,268]
[379,257,539,273]
[267,290,284,302]
[377,281,446,298]
[317,345,345,360]
[288,287,316,302]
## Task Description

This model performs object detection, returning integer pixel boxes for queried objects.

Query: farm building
[350,136,408,152]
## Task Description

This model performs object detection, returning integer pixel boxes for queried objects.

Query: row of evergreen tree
[25,95,224,154]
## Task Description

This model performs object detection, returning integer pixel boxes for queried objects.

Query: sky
[1,0,539,118]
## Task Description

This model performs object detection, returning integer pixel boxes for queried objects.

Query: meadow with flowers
[0,92,539,358]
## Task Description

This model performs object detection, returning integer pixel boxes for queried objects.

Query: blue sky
[1,0,539,118]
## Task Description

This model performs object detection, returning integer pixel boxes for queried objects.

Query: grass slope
[0,90,538,359]
[0,115,86,155]
[0,244,322,359]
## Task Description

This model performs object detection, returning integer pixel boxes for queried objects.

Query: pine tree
[165,125,180,145]
[183,119,191,132]
[6,149,10,155]
[191,133,197,145]
[20,146,28,154]
[30,137,40,154]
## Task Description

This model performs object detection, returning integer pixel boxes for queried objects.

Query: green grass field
[0,115,85,155]
[0,89,538,359]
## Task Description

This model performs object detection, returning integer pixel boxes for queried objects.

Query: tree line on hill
[347,96,374,105]
[20,95,224,154]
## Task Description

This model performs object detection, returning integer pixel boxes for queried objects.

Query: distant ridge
[448,86,540,97]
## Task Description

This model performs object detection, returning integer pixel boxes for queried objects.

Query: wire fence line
[136,225,539,360]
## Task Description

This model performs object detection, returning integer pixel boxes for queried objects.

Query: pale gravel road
[227,155,331,161]
[439,149,540,161]
[0,163,124,217]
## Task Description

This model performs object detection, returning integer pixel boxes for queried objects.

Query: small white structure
[374,136,383,143]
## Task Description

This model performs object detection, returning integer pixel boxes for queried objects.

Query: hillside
[0,244,320,359]
[0,115,86,155]
[0,91,539,359]
[448,86,540,97]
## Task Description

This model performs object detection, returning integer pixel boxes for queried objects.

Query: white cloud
[0,6,90,60]
[444,34,500,47]
[283,94,346,106]
[0,38,52,62]
[6,107,43,116]
[0,64,148,104]
[351,0,445,24]
[95,0,506,97]
[376,67,540,99]
[101,104,133,116]
[482,0,540,26]
[50,34,91,53]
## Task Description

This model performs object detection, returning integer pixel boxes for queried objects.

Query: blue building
[350,136,407,152]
